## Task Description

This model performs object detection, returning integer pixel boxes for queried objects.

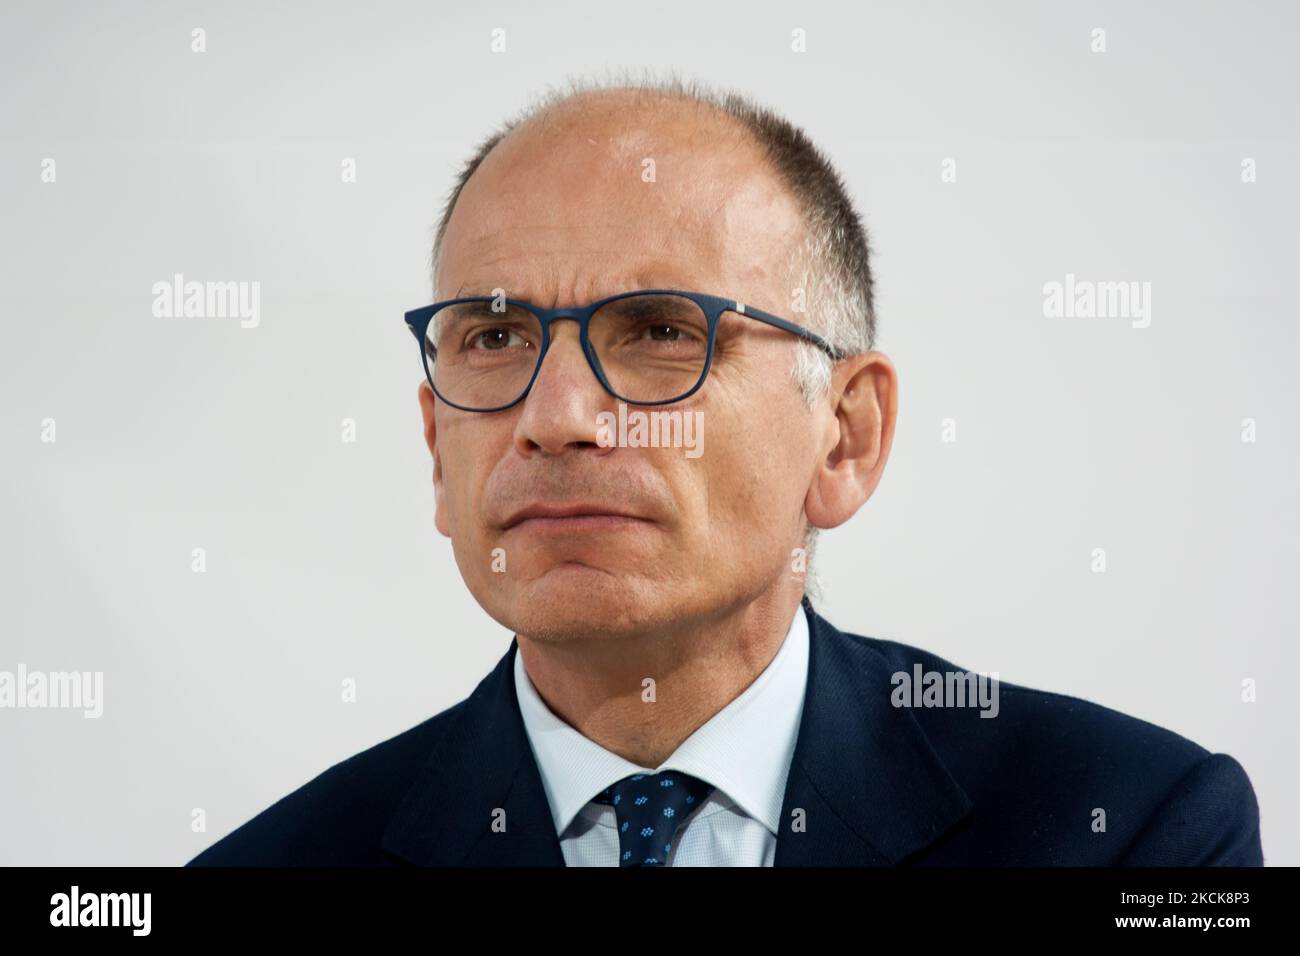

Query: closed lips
[502,504,648,529]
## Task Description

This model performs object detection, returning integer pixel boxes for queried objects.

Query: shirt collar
[513,603,810,839]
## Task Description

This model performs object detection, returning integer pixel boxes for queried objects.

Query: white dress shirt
[513,605,809,866]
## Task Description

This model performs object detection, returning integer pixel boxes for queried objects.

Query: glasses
[403,289,839,412]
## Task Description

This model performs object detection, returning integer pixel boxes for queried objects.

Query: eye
[634,320,707,345]
[470,326,531,350]
[644,324,683,341]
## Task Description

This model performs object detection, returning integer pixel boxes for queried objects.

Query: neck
[515,583,805,769]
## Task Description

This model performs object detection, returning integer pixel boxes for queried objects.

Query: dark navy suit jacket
[188,598,1263,866]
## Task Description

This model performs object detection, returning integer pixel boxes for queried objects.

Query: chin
[488,567,675,641]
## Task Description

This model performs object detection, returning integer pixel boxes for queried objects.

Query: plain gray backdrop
[1,0,1295,865]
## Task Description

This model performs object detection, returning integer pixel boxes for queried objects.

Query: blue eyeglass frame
[403,288,840,413]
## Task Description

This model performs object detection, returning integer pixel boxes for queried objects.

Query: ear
[804,351,898,530]
[418,380,452,538]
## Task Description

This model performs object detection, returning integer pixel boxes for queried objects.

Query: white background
[1,0,1295,865]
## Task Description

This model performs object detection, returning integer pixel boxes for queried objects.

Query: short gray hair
[429,68,878,602]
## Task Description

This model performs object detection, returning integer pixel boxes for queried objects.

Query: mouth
[502,503,652,534]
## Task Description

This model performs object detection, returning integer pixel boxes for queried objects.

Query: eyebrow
[450,277,697,302]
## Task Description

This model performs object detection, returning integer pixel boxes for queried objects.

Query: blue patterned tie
[592,770,716,866]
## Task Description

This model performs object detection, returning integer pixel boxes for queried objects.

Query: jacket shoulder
[830,624,1262,865]
[852,630,1211,765]
[186,699,467,866]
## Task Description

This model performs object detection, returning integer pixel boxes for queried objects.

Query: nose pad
[534,315,607,393]
[541,314,582,356]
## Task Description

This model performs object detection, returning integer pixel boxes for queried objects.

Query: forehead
[436,100,805,305]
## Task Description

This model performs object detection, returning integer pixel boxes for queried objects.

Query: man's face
[422,96,828,641]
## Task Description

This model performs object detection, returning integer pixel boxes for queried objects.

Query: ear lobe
[432,454,450,538]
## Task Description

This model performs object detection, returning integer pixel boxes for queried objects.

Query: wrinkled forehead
[436,107,805,306]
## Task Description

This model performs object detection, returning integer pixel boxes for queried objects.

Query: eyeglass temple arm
[726,302,842,359]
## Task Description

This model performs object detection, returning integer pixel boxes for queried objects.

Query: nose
[512,318,615,458]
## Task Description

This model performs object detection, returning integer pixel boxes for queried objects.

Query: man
[189,76,1263,867]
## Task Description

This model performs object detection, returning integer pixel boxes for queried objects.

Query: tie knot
[591,770,715,866]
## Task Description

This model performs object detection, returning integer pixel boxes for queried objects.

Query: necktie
[592,770,716,866]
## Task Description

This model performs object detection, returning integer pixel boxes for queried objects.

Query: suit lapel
[773,599,972,866]
[381,639,565,866]
[382,599,972,866]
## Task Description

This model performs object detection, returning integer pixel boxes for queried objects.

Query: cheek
[695,424,781,525]
[436,426,498,542]
[703,398,814,531]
